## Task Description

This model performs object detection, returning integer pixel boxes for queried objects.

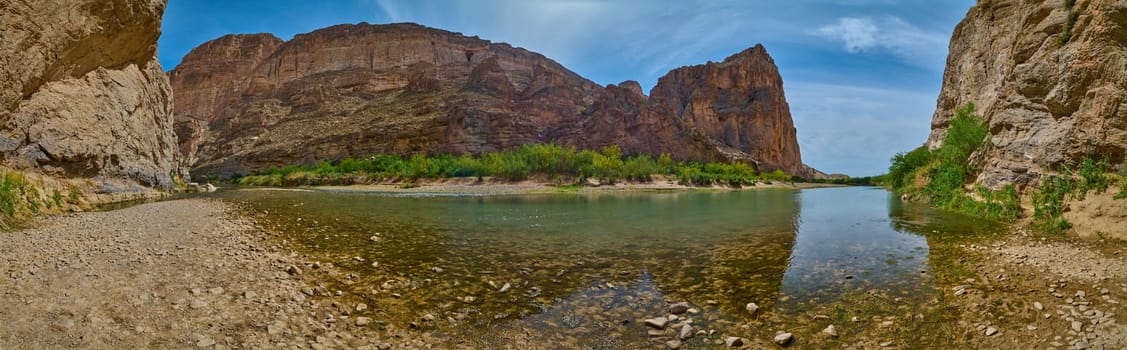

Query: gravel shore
[0,199,393,349]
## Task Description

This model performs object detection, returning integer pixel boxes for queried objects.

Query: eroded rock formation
[171,23,812,178]
[0,0,181,190]
[928,0,1127,188]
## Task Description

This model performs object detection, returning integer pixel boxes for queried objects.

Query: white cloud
[816,17,880,52]
[813,16,949,68]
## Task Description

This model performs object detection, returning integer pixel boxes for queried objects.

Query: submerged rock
[746,302,760,315]
[644,317,669,330]
[774,332,794,346]
[669,302,690,315]
[822,324,838,338]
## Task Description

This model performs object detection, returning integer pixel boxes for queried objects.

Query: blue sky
[159,0,975,176]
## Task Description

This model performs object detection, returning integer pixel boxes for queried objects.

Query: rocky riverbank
[1,198,1123,349]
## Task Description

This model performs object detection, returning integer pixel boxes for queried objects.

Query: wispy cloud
[812,16,948,69]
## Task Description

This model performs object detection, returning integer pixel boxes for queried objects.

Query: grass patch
[0,170,38,229]
[236,144,795,187]
[1030,157,1114,235]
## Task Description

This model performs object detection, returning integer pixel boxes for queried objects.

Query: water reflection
[217,186,1000,346]
[779,187,931,308]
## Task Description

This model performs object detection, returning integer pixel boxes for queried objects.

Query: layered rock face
[0,0,180,189]
[928,0,1127,188]
[172,23,810,178]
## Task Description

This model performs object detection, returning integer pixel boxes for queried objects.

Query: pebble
[499,283,511,293]
[669,302,690,315]
[880,320,894,328]
[665,340,681,349]
[1034,301,1044,310]
[286,265,302,276]
[421,313,435,322]
[985,327,998,336]
[745,302,759,315]
[431,267,443,273]
[879,341,894,347]
[1071,321,1083,332]
[823,324,838,338]
[644,317,669,330]
[355,317,371,326]
[679,324,694,340]
[356,303,367,311]
[725,337,744,347]
[774,332,794,346]
[189,299,207,309]
[267,322,284,335]
[194,335,216,348]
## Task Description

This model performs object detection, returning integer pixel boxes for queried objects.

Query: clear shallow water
[215,186,1003,346]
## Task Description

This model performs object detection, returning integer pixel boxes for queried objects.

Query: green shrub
[881,102,1021,222]
[0,171,34,229]
[1077,157,1110,194]
[1033,174,1075,235]
[236,144,801,187]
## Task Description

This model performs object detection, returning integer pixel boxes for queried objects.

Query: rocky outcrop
[928,0,1127,188]
[649,46,803,174]
[0,0,181,190]
[171,23,812,178]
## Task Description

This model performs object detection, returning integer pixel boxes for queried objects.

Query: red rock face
[649,46,804,175]
[170,23,811,178]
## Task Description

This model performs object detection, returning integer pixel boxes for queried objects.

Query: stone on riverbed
[679,324,694,340]
[823,324,838,338]
[669,302,691,315]
[665,339,682,349]
[725,337,744,347]
[355,317,372,326]
[645,317,669,329]
[746,302,759,315]
[774,332,794,346]
[984,327,998,336]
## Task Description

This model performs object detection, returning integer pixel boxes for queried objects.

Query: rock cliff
[0,0,181,190]
[171,23,811,178]
[928,0,1127,188]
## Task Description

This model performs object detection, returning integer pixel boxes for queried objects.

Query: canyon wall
[171,23,812,178]
[928,0,1127,188]
[0,0,181,191]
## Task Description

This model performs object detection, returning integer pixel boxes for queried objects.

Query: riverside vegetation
[235,144,795,188]
[884,103,1126,235]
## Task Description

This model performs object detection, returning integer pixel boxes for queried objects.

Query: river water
[215,186,1003,348]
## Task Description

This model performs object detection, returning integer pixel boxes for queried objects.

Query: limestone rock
[169,23,815,178]
[928,0,1127,188]
[0,0,182,190]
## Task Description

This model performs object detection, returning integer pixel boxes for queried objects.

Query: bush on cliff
[885,103,1020,221]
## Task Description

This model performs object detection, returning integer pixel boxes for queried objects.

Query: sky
[159,0,976,177]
